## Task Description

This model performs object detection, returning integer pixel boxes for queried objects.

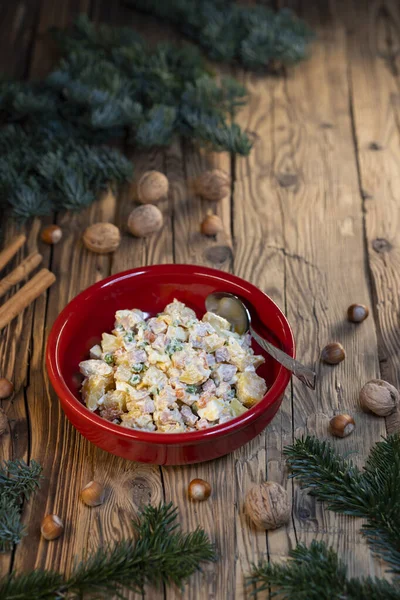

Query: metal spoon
[205,292,316,390]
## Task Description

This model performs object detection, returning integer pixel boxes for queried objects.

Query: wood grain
[337,0,400,434]
[273,0,387,579]
[1,0,398,597]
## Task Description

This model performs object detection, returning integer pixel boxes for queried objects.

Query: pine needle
[0,502,216,599]
[283,434,400,576]
[0,15,254,220]
[247,540,400,600]
[0,459,43,553]
[124,0,314,70]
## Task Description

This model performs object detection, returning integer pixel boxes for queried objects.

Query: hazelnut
[41,225,62,245]
[135,171,169,204]
[0,408,8,436]
[347,304,369,323]
[244,482,290,530]
[41,514,64,540]
[321,342,345,365]
[188,478,211,502]
[81,481,105,507]
[195,169,231,202]
[359,379,399,416]
[201,212,224,236]
[82,223,121,254]
[0,377,14,399]
[329,414,355,438]
[127,205,163,238]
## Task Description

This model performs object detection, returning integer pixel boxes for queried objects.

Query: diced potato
[250,354,265,369]
[202,312,231,331]
[142,365,168,388]
[102,390,128,411]
[227,338,252,371]
[79,359,113,378]
[179,360,210,385]
[114,365,133,382]
[229,398,248,417]
[81,375,113,411]
[115,381,141,398]
[167,325,188,342]
[89,344,102,359]
[203,333,225,353]
[101,332,121,353]
[115,309,144,330]
[147,349,171,365]
[236,372,267,407]
[197,397,225,421]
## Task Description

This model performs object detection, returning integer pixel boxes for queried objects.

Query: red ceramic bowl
[46,265,295,465]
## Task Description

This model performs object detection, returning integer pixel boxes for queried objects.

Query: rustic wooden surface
[0,0,399,597]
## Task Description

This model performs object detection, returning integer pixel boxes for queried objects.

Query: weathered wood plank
[337,0,400,435]
[272,0,387,579]
[233,71,289,591]
[0,0,46,580]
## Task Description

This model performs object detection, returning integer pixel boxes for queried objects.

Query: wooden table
[1,0,399,597]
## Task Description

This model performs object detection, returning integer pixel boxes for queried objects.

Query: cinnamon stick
[0,252,43,299]
[0,268,56,330]
[0,234,26,272]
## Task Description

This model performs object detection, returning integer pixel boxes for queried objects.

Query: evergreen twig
[0,459,43,552]
[0,503,216,599]
[124,0,313,70]
[283,434,400,575]
[0,15,254,220]
[247,540,400,600]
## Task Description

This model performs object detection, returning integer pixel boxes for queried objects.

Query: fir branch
[0,15,254,219]
[124,0,314,70]
[0,459,43,553]
[284,434,400,575]
[0,503,216,599]
[247,540,400,600]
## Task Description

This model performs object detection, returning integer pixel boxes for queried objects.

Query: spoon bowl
[206,291,316,390]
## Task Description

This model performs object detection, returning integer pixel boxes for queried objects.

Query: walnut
[127,205,163,237]
[359,379,399,416]
[0,408,8,436]
[195,169,231,202]
[244,481,290,530]
[135,170,169,204]
[83,223,121,254]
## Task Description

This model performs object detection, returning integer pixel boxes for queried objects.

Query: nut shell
[41,225,63,245]
[128,205,163,238]
[201,213,223,236]
[359,379,399,416]
[188,478,211,502]
[81,481,105,507]
[83,223,121,254]
[329,414,355,438]
[0,408,8,436]
[41,514,64,540]
[136,171,169,204]
[0,377,13,399]
[321,342,345,365]
[347,303,369,323]
[195,169,231,202]
[244,481,290,530]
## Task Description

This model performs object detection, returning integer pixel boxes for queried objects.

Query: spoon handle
[250,326,316,390]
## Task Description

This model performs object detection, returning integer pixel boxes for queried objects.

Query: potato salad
[79,299,267,433]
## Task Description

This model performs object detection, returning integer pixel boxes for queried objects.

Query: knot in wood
[368,142,383,151]
[372,238,392,253]
[131,476,152,506]
[204,245,232,264]
[276,172,298,188]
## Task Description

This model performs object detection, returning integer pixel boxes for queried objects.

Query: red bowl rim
[46,264,295,446]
